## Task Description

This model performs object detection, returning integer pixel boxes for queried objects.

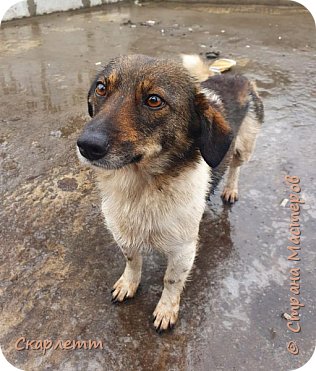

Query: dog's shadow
[182,201,234,311]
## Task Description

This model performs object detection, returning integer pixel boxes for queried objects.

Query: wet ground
[0,2,315,370]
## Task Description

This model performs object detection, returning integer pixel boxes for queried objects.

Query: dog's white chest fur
[95,158,210,252]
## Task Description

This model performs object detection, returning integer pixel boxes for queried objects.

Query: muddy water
[0,2,315,370]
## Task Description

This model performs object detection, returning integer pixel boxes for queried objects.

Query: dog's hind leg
[221,109,261,203]
[221,153,242,203]
[153,241,196,331]
[111,250,142,302]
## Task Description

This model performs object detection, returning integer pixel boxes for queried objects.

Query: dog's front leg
[153,241,196,331]
[111,249,142,302]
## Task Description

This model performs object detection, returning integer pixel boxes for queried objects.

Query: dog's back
[202,74,264,135]
[182,55,264,200]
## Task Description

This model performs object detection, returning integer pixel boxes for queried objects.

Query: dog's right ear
[87,85,95,117]
[194,90,233,168]
[88,100,94,117]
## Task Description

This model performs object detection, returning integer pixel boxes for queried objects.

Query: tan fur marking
[206,106,231,135]
[107,73,117,90]
[117,101,138,142]
[237,82,250,105]
[97,75,106,84]
[234,109,261,162]
[222,109,261,203]
[141,79,152,90]
[250,80,259,95]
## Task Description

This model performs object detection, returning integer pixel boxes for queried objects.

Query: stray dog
[77,54,263,331]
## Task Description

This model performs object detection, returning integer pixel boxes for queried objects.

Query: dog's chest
[96,161,210,250]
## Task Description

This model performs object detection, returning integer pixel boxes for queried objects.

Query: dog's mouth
[77,146,143,170]
[92,155,143,170]
[129,154,143,164]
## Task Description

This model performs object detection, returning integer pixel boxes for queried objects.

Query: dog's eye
[95,82,107,97]
[145,95,165,109]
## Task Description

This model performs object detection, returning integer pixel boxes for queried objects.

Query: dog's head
[77,55,232,172]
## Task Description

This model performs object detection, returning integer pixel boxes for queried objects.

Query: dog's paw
[111,275,139,303]
[153,300,179,332]
[221,187,239,203]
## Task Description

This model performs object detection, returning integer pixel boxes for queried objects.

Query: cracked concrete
[0,2,315,370]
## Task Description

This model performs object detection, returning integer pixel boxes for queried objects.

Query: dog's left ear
[195,90,233,168]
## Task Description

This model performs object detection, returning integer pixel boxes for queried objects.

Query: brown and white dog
[77,54,263,331]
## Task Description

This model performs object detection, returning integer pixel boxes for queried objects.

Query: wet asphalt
[0,2,315,370]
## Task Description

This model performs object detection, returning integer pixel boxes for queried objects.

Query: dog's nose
[77,133,109,161]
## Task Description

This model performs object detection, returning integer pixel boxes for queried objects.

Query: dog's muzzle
[77,132,109,161]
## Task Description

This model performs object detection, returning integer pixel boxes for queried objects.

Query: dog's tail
[181,54,213,82]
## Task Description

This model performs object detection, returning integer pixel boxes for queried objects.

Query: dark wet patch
[59,115,87,138]
[2,159,18,171]
[57,177,78,191]
[0,135,8,145]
